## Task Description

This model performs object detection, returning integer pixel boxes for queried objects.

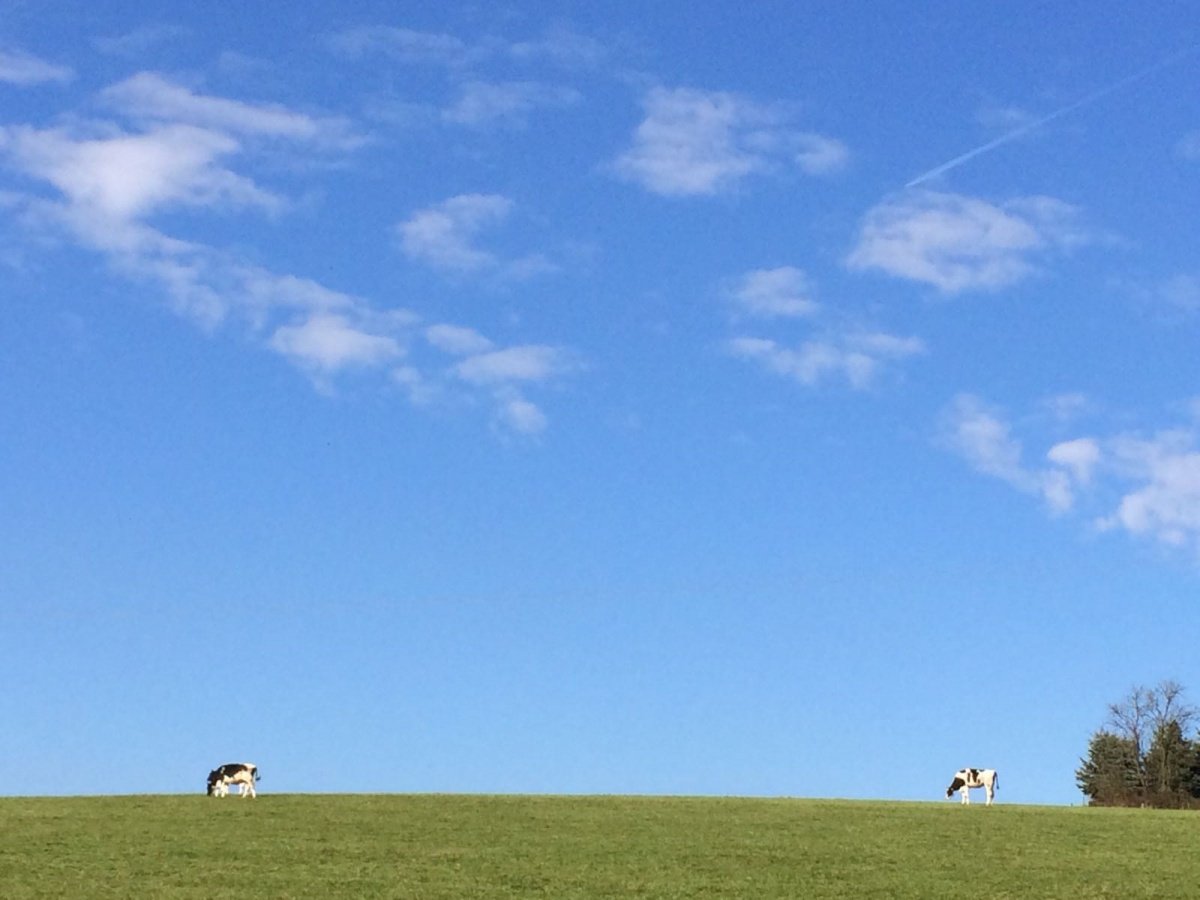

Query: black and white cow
[945,768,997,805]
[206,763,259,798]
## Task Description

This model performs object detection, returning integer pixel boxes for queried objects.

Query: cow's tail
[253,766,261,781]
[994,771,998,792]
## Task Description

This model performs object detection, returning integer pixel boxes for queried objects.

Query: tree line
[1076,680,1200,808]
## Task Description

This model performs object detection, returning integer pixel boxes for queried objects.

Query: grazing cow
[946,768,997,805]
[207,763,259,798]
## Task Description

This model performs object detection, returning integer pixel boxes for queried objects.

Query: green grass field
[2,794,1196,898]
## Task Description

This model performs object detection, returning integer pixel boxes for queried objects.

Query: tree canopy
[1077,680,1200,808]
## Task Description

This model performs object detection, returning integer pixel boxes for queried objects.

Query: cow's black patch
[946,777,965,797]
[207,763,250,792]
[968,768,980,781]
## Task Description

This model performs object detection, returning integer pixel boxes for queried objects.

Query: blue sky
[2,2,1199,803]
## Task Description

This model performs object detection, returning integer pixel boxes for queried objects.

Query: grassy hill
[2,794,1197,898]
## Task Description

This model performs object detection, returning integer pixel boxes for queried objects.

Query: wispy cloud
[397,193,552,278]
[794,134,849,175]
[100,72,360,148]
[507,26,609,69]
[728,266,819,318]
[0,48,73,86]
[449,344,578,436]
[943,394,1200,554]
[453,345,576,386]
[1,123,278,225]
[2,72,367,241]
[494,392,549,435]
[941,394,1071,507]
[729,331,924,390]
[1100,430,1200,549]
[398,193,513,272]
[442,80,580,127]
[331,23,610,74]
[847,189,1090,293]
[424,323,494,356]
[725,263,922,390]
[0,75,573,434]
[329,26,474,68]
[269,312,404,376]
[1047,437,1101,486]
[613,86,845,196]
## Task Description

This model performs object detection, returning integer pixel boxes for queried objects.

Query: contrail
[906,46,1198,188]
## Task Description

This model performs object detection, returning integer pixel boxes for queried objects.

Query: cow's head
[206,770,223,796]
[945,777,965,798]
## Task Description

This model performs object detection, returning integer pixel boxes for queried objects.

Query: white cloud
[398,194,552,278]
[239,270,360,317]
[398,193,512,272]
[730,267,819,318]
[1047,437,1100,486]
[794,133,849,175]
[941,394,1074,509]
[725,265,923,390]
[1100,432,1200,548]
[495,392,548,435]
[7,123,417,391]
[0,64,573,435]
[454,344,573,385]
[443,344,577,436]
[853,331,927,359]
[613,86,844,196]
[447,342,578,437]
[424,324,494,356]
[847,189,1088,293]
[2,75,363,250]
[508,26,608,69]
[269,312,403,374]
[1040,392,1093,424]
[100,72,357,146]
[8,124,280,223]
[117,239,232,326]
[442,80,580,127]
[0,49,72,85]
[945,397,1200,550]
[729,330,923,390]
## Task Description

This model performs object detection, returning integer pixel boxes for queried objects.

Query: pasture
[1,794,1197,898]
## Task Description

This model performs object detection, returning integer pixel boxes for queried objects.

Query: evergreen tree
[1076,730,1140,806]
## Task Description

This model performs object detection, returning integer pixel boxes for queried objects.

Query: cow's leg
[960,787,970,805]
[985,784,994,806]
